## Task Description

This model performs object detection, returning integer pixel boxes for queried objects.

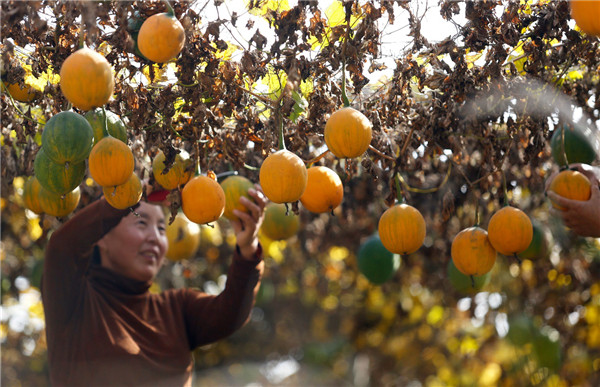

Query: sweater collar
[88,263,152,295]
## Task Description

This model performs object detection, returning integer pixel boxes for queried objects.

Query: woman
[41,186,267,386]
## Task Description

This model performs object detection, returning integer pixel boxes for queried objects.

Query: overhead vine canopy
[1,0,600,385]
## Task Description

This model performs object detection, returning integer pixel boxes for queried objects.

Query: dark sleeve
[41,198,131,327]
[182,245,264,349]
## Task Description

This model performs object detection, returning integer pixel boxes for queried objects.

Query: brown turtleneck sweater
[42,198,264,386]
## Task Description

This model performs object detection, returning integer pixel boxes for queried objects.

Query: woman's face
[97,202,168,282]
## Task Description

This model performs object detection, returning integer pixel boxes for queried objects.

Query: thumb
[590,178,600,200]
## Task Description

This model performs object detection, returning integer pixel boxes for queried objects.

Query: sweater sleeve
[42,198,131,328]
[182,245,264,349]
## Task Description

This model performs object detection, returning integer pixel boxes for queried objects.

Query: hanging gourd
[88,136,135,187]
[260,203,300,241]
[259,149,307,204]
[38,187,81,218]
[547,169,591,210]
[4,81,37,102]
[102,173,143,210]
[84,108,128,145]
[34,148,86,195]
[181,175,226,225]
[152,149,194,190]
[220,175,255,221]
[451,226,497,277]
[165,213,201,261]
[137,2,186,63]
[59,47,114,111]
[324,107,373,159]
[550,124,597,167]
[41,111,94,165]
[447,259,491,294]
[357,234,401,285]
[570,0,600,37]
[22,176,44,215]
[378,203,426,255]
[300,166,344,214]
[487,206,533,257]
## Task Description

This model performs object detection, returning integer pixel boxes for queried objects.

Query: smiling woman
[41,190,267,386]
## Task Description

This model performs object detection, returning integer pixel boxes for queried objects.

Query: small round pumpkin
[300,166,344,214]
[5,82,37,102]
[181,175,226,225]
[324,107,373,158]
[357,234,401,285]
[550,124,597,167]
[38,186,81,218]
[22,176,44,214]
[165,213,201,261]
[259,149,307,204]
[378,203,426,255]
[102,173,143,210]
[152,150,194,190]
[260,202,300,240]
[34,147,86,195]
[137,12,185,63]
[547,169,592,210]
[88,136,135,187]
[451,226,497,276]
[59,47,114,111]
[221,175,255,221]
[41,111,94,165]
[84,108,128,145]
[570,0,600,37]
[487,206,533,256]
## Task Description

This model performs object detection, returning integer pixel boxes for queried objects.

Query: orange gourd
[260,203,300,240]
[378,204,426,255]
[39,187,81,218]
[59,47,114,111]
[570,0,600,37]
[152,150,193,190]
[451,227,497,276]
[259,149,307,204]
[221,175,255,221]
[324,107,373,158]
[300,166,343,213]
[165,213,201,261]
[547,169,592,210]
[22,176,44,214]
[181,175,226,224]
[487,206,533,256]
[137,11,185,63]
[88,136,135,187]
[5,82,37,102]
[102,173,143,210]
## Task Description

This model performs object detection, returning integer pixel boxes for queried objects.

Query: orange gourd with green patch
[221,175,255,221]
[547,170,591,210]
[378,204,426,255]
[89,136,135,187]
[260,203,300,241]
[259,149,307,204]
[181,175,225,225]
[102,173,143,210]
[22,176,44,214]
[59,48,114,111]
[451,226,497,276]
[165,213,201,261]
[324,107,372,158]
[487,206,533,256]
[39,187,81,218]
[152,150,194,190]
[300,166,344,214]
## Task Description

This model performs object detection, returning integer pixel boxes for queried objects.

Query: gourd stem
[78,29,85,49]
[394,173,404,204]
[560,125,569,168]
[163,0,175,16]
[277,109,286,150]
[340,8,351,108]
[284,202,289,216]
[102,107,110,137]
[474,202,480,227]
[502,170,508,207]
[513,253,522,265]
[470,275,475,288]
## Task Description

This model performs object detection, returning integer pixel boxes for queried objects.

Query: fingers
[547,191,570,210]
